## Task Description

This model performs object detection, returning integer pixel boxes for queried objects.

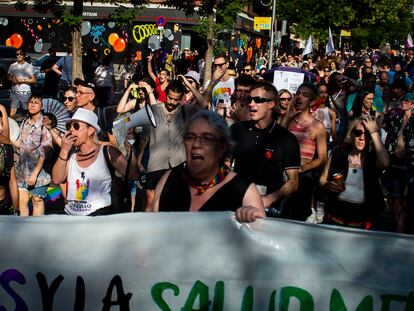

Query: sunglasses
[247,96,273,104]
[63,96,75,102]
[242,69,252,72]
[352,129,366,137]
[213,63,226,68]
[66,122,81,131]
[16,52,25,56]
[279,97,292,101]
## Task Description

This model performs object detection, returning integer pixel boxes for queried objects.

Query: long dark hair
[350,89,373,120]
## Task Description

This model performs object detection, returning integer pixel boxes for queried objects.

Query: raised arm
[177,74,208,109]
[117,83,138,113]
[147,53,157,82]
[362,116,389,169]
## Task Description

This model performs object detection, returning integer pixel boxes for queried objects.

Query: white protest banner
[273,70,305,94]
[0,213,413,310]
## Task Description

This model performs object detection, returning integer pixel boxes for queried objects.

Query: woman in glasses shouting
[319,115,389,229]
[152,110,265,223]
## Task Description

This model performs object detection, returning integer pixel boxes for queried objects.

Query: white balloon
[34,40,43,53]
[148,35,160,51]
[81,21,91,36]
[164,29,174,41]
[108,21,115,29]
[2,18,9,26]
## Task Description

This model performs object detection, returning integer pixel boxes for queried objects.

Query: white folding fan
[42,98,71,133]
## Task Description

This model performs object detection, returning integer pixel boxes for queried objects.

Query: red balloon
[113,38,126,52]
[10,33,23,49]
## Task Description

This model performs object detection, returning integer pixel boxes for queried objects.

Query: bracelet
[370,130,379,134]
[58,155,68,161]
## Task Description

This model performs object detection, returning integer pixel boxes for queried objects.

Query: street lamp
[268,0,276,69]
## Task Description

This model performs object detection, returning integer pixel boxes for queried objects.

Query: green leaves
[277,0,414,48]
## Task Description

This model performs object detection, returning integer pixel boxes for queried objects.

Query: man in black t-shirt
[231,81,300,216]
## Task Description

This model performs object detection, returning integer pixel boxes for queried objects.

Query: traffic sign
[156,16,167,27]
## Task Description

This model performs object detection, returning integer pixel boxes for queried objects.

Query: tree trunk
[72,29,83,81]
[72,0,83,82]
[203,14,215,88]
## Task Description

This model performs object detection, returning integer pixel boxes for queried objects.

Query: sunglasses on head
[352,129,365,137]
[63,96,75,102]
[247,96,273,104]
[66,122,81,131]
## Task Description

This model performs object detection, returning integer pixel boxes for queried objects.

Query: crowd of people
[2,44,414,233]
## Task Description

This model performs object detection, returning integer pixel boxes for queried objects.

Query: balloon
[108,21,115,29]
[34,40,43,53]
[256,38,262,49]
[164,28,174,41]
[108,33,119,46]
[3,18,8,26]
[10,34,23,49]
[81,21,91,36]
[37,25,42,31]
[5,38,11,46]
[148,35,160,51]
[113,38,126,52]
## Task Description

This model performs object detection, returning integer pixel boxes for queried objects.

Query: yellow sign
[254,17,271,31]
[340,29,351,37]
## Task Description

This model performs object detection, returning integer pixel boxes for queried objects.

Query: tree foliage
[276,0,414,48]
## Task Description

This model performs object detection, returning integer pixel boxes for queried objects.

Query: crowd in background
[2,43,414,233]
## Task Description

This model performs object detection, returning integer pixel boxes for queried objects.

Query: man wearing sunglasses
[230,81,301,217]
[204,55,235,112]
[74,78,116,145]
[8,49,37,119]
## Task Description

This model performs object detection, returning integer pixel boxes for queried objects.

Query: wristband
[59,155,68,161]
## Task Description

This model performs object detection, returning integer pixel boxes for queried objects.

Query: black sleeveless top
[159,164,252,212]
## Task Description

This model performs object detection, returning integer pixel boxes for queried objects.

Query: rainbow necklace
[183,165,229,195]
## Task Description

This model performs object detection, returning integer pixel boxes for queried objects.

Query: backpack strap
[103,145,115,177]
[103,145,132,184]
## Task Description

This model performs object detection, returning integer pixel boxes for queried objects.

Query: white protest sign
[0,213,413,310]
[273,70,305,94]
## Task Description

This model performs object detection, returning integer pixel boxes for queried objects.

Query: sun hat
[184,71,200,85]
[67,108,101,133]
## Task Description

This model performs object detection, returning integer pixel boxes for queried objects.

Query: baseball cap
[184,71,200,86]
[74,78,96,94]
[67,108,101,133]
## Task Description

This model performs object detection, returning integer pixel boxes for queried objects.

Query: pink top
[289,122,316,165]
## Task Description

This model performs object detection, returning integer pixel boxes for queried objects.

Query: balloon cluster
[108,33,126,53]
[6,34,23,49]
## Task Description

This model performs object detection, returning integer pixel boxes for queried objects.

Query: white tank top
[315,106,331,131]
[65,146,112,215]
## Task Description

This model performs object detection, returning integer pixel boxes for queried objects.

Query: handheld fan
[42,98,71,133]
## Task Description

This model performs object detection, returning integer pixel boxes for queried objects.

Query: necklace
[183,164,229,195]
[348,155,361,174]
[77,145,99,162]
[294,114,312,128]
